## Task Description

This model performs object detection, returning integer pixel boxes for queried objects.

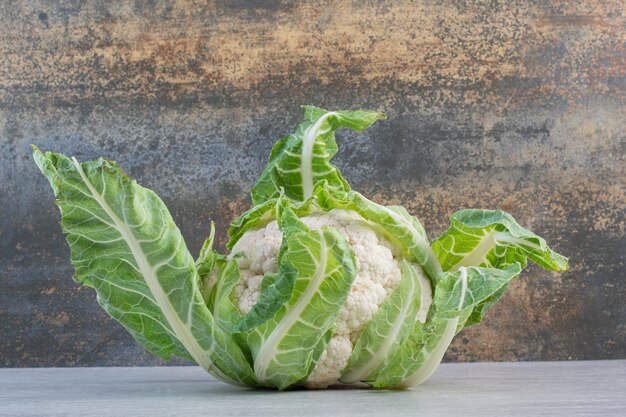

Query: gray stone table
[1,361,624,417]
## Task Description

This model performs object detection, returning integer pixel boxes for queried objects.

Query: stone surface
[0,1,624,367]
[1,361,625,416]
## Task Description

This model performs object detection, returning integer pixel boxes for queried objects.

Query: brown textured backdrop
[1,1,624,367]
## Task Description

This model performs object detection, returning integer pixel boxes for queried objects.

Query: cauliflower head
[230,209,432,388]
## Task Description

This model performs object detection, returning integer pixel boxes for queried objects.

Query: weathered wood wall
[1,0,624,367]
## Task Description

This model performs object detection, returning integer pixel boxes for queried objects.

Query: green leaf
[233,270,295,333]
[433,209,568,272]
[369,316,447,388]
[234,199,300,332]
[245,203,357,389]
[316,184,443,284]
[462,282,510,328]
[227,199,278,250]
[33,147,256,387]
[211,257,245,332]
[433,264,522,319]
[228,197,324,334]
[196,222,227,306]
[227,194,318,250]
[250,106,386,205]
[379,264,521,388]
[197,222,218,279]
[384,205,429,240]
[341,261,431,384]
[432,209,567,330]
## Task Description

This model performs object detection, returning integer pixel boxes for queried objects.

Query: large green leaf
[433,209,568,272]
[228,198,300,333]
[250,106,386,205]
[33,147,256,386]
[341,261,431,384]
[245,202,357,389]
[432,209,568,327]
[368,264,521,388]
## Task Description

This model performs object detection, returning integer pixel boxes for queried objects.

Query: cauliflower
[35,105,567,390]
[231,209,432,388]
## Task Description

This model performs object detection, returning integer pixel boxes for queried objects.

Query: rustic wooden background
[1,1,624,367]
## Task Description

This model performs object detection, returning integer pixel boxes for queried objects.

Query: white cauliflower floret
[306,336,353,388]
[230,209,430,388]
